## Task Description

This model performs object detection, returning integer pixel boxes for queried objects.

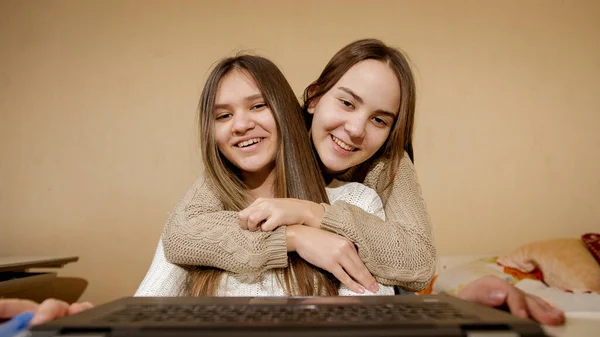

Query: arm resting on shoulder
[320,153,437,291]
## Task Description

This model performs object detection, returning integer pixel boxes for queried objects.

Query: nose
[344,116,366,140]
[231,110,255,134]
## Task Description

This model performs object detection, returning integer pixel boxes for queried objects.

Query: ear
[307,97,320,115]
[306,84,320,115]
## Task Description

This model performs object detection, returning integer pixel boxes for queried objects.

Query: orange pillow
[497,238,600,293]
[502,265,544,282]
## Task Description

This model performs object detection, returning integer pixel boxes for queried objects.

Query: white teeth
[237,138,262,148]
[332,135,355,151]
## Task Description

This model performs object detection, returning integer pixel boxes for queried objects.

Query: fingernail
[369,284,379,293]
[489,290,506,301]
[519,309,529,318]
[357,286,365,294]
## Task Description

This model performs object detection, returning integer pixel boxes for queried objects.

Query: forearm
[320,201,436,291]
[162,218,288,273]
[319,157,437,291]
[162,176,289,273]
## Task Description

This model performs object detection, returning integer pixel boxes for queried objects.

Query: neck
[243,166,277,199]
[323,161,365,183]
[321,159,352,183]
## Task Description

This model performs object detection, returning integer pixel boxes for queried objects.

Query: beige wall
[1,0,598,304]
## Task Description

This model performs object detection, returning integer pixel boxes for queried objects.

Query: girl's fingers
[0,299,38,319]
[30,299,69,325]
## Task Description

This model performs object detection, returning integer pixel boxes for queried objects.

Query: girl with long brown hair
[163,39,434,294]
[237,38,434,290]
[161,53,392,296]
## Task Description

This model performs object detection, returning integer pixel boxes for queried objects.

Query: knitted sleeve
[138,180,389,297]
[161,173,289,273]
[319,153,437,292]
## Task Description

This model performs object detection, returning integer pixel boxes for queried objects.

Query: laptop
[30,295,548,337]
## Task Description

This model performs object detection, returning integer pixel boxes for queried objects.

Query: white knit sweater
[135,181,394,297]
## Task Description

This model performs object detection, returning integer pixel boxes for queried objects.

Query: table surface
[0,256,78,272]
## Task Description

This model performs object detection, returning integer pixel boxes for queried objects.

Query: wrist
[286,225,298,252]
[303,200,324,228]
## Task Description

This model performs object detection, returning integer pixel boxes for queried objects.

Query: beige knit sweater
[162,152,436,292]
[138,182,394,297]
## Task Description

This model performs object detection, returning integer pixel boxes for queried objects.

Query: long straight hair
[187,54,340,296]
[303,39,417,188]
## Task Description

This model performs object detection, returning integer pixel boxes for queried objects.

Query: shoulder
[364,151,414,182]
[191,170,210,188]
[172,170,224,212]
[178,171,212,202]
[368,151,414,173]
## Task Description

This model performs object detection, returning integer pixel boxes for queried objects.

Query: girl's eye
[251,103,267,110]
[339,99,355,109]
[373,117,388,126]
[216,113,232,120]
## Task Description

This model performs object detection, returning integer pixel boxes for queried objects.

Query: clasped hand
[239,198,324,231]
[238,198,378,294]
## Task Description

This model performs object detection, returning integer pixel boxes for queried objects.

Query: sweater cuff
[262,226,289,269]
[319,202,348,235]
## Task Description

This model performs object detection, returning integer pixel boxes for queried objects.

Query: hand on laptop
[458,275,565,326]
[0,298,93,328]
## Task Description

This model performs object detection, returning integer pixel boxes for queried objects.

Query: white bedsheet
[515,279,600,312]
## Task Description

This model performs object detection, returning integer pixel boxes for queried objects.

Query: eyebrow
[214,94,264,109]
[338,87,397,119]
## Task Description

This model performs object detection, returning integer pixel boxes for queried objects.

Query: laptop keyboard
[98,302,478,324]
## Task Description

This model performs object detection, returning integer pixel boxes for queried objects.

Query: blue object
[0,312,34,337]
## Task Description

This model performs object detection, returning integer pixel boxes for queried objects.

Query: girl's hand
[30,299,94,325]
[286,225,379,294]
[239,198,324,231]
[0,298,94,327]
[458,275,564,326]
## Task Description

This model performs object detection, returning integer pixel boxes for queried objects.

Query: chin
[322,160,351,175]
[240,165,268,173]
